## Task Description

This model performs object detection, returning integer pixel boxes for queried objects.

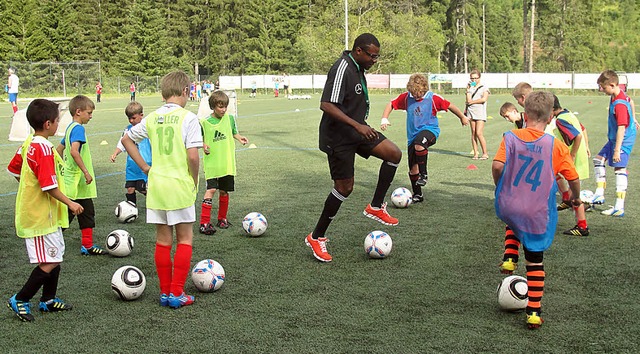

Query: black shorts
[325,133,387,180]
[68,198,95,229]
[407,130,437,168]
[125,180,147,193]
[206,175,235,192]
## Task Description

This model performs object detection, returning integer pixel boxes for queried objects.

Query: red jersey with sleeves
[612,90,631,127]
[390,91,451,116]
[7,136,59,192]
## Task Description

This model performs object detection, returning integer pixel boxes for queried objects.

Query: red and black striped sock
[503,226,520,262]
[525,264,545,315]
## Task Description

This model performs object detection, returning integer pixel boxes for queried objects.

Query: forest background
[0,0,638,77]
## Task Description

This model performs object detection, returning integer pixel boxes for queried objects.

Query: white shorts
[25,228,65,264]
[147,206,195,226]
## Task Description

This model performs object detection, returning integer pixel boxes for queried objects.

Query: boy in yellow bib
[199,91,248,234]
[6,99,84,321]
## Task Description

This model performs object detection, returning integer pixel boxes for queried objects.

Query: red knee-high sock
[218,194,229,221]
[154,243,173,295]
[81,228,93,248]
[503,226,520,262]
[200,199,212,225]
[170,243,192,296]
[526,264,545,315]
[12,105,18,114]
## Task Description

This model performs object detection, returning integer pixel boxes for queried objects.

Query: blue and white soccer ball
[111,266,146,301]
[580,190,594,204]
[364,230,393,258]
[105,229,134,257]
[191,259,225,292]
[497,275,528,311]
[115,201,138,223]
[390,187,413,208]
[242,212,268,237]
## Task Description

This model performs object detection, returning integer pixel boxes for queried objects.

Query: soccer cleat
[601,207,624,217]
[159,294,169,307]
[168,293,194,309]
[412,194,424,203]
[39,297,72,312]
[499,258,517,275]
[363,203,399,226]
[216,219,232,229]
[305,233,332,262]
[557,200,572,211]
[81,245,107,256]
[7,294,34,322]
[199,223,216,235]
[563,225,590,236]
[591,194,605,205]
[416,174,428,187]
[526,312,544,329]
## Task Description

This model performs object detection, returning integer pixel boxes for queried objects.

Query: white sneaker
[601,206,624,217]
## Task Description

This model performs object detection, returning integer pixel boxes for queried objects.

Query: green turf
[1,92,639,352]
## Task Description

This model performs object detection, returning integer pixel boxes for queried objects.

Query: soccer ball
[105,229,134,257]
[242,212,268,237]
[111,266,146,301]
[496,275,528,311]
[580,189,594,204]
[364,230,393,258]
[115,201,138,223]
[390,187,412,208]
[191,259,226,292]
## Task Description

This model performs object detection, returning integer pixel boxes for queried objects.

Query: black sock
[416,149,428,176]
[409,173,421,196]
[16,266,50,302]
[313,189,346,239]
[372,161,398,207]
[41,265,61,302]
[126,192,136,205]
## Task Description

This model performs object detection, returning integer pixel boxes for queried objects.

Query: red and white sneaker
[363,203,399,226]
[305,233,332,262]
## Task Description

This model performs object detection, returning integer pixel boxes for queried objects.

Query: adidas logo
[213,130,227,142]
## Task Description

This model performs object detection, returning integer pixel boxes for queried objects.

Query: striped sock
[525,264,545,315]
[503,226,520,262]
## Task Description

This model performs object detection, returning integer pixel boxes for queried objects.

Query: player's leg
[476,120,488,159]
[38,229,71,312]
[125,181,137,205]
[592,143,610,204]
[152,219,174,306]
[523,248,545,329]
[408,145,423,202]
[602,165,628,217]
[169,218,195,308]
[363,137,402,226]
[410,130,436,186]
[499,226,520,274]
[470,120,479,159]
[77,199,106,255]
[216,176,235,228]
[199,183,217,235]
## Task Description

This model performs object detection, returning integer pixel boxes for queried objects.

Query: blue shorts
[8,93,17,103]
[598,141,631,168]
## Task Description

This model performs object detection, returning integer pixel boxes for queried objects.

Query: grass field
[1,91,640,353]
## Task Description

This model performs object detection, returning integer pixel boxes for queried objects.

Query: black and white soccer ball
[105,229,134,257]
[497,275,528,311]
[111,266,146,301]
[115,201,138,223]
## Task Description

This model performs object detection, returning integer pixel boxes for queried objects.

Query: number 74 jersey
[495,131,559,252]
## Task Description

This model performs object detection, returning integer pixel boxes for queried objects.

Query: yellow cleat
[527,312,544,329]
[499,258,517,275]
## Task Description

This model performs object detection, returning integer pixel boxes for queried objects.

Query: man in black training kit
[305,33,402,263]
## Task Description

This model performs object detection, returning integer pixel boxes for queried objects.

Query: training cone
[100,140,108,145]
[466,164,478,170]
[248,143,257,149]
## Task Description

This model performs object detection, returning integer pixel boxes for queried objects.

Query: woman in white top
[465,69,489,159]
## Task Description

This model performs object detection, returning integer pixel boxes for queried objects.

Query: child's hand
[613,150,621,163]
[110,153,117,162]
[203,144,210,155]
[460,117,470,126]
[84,171,93,185]
[69,201,84,215]
[380,118,391,131]
[238,136,248,145]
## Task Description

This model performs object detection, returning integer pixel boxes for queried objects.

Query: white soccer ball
[497,275,528,311]
[390,187,413,208]
[191,259,226,292]
[242,212,268,237]
[580,189,594,204]
[105,229,134,257]
[364,230,393,258]
[111,266,146,301]
[115,201,138,223]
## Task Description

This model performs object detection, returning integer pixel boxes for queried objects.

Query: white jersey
[8,74,19,93]
[127,103,203,149]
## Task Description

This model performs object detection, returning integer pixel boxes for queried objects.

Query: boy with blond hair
[6,99,84,321]
[199,90,248,234]
[56,95,106,255]
[493,91,582,329]
[380,73,468,202]
[590,70,636,216]
[512,82,533,108]
[110,101,151,206]
[121,71,203,309]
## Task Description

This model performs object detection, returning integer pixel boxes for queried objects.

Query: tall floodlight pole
[345,0,349,50]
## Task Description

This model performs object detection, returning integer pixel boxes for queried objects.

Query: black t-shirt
[319,51,369,151]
